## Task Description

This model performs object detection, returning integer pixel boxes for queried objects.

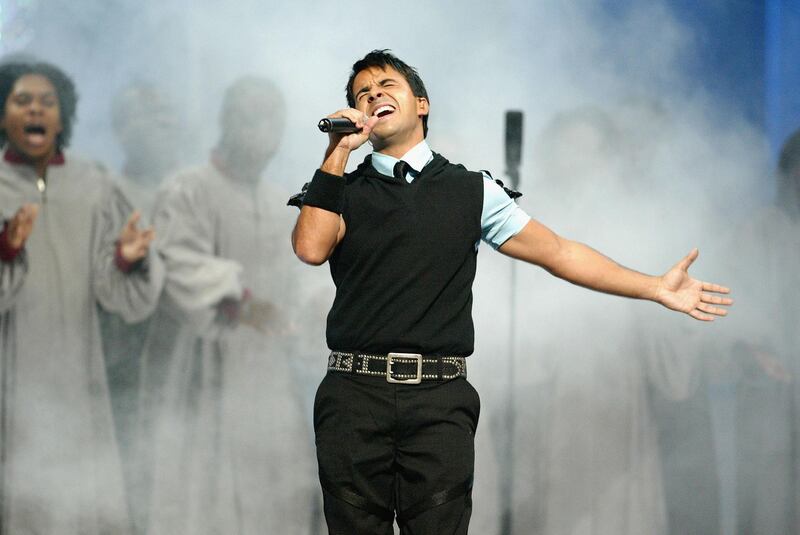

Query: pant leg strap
[396,475,474,522]
[320,473,395,521]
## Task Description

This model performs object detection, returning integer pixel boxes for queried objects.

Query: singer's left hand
[655,249,732,321]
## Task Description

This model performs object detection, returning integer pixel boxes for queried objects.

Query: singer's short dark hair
[0,61,77,149]
[346,49,429,138]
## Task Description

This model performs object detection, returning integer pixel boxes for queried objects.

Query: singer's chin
[370,135,389,151]
[370,123,393,139]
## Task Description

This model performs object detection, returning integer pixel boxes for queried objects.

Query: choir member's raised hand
[118,211,155,263]
[241,298,295,336]
[6,203,39,249]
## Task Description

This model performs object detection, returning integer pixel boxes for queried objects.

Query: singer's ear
[416,97,429,117]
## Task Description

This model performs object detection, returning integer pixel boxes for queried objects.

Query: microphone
[318,117,360,134]
[504,110,523,189]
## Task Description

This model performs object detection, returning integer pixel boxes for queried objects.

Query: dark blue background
[610,0,800,161]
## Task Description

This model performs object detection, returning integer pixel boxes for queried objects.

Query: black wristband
[303,169,345,214]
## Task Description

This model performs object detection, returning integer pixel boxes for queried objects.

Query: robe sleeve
[0,220,27,312]
[92,179,166,323]
[152,176,244,334]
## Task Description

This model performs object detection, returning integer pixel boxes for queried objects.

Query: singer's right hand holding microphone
[322,109,379,175]
[296,109,373,264]
[326,108,379,149]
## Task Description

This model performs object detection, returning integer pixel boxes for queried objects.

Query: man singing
[291,49,732,535]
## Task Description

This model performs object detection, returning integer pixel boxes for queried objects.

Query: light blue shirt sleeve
[480,172,531,249]
[371,143,529,249]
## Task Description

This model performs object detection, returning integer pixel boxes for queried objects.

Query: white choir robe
[508,176,705,535]
[142,163,320,535]
[720,205,800,535]
[0,151,164,534]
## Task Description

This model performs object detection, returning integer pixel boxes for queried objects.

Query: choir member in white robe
[143,76,319,535]
[101,81,183,532]
[719,129,800,535]
[0,61,163,534]
[510,106,717,535]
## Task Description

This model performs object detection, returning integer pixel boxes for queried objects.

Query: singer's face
[351,66,428,153]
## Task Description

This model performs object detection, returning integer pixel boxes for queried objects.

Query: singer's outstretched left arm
[498,219,732,321]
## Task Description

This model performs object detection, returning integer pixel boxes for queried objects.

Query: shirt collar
[3,146,65,166]
[370,140,433,180]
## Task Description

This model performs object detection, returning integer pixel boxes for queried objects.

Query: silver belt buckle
[386,353,423,384]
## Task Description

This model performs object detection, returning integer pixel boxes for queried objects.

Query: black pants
[314,372,480,535]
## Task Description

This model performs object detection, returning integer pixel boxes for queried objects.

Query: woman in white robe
[0,61,164,534]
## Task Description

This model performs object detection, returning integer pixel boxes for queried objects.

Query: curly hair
[0,61,78,149]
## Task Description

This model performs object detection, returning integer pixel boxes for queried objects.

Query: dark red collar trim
[4,147,65,166]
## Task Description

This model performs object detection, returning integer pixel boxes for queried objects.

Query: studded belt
[327,351,467,384]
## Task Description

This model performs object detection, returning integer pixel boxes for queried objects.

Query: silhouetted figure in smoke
[99,81,183,534]
[0,60,163,534]
[508,105,719,535]
[291,50,732,535]
[719,128,800,535]
[110,81,182,212]
[142,76,318,535]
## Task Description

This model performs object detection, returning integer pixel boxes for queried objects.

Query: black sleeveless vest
[326,153,483,355]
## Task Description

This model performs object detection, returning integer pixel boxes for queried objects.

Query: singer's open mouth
[372,105,395,118]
